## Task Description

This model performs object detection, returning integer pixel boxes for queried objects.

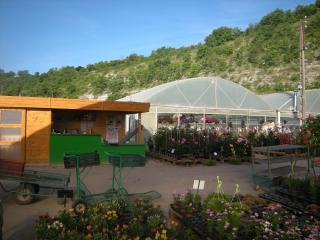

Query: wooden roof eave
[0,96,150,113]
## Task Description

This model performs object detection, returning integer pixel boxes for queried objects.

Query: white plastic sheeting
[260,89,320,115]
[119,77,271,113]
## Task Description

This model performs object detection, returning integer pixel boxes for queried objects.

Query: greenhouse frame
[119,77,320,142]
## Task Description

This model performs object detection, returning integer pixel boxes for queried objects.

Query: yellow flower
[68,208,74,212]
[161,234,167,240]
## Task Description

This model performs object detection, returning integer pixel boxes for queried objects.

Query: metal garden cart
[106,152,161,201]
[64,151,161,213]
[0,160,71,205]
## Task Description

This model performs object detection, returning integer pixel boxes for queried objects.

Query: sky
[0,0,315,73]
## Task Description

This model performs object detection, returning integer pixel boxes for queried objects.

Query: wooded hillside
[1,1,320,100]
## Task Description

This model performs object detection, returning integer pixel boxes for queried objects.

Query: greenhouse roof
[119,77,272,111]
[260,89,320,114]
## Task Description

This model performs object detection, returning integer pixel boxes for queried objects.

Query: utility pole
[299,18,306,125]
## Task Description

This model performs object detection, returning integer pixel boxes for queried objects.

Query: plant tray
[64,151,100,169]
[108,154,146,167]
[259,192,306,212]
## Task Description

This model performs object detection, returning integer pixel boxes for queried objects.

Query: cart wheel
[72,199,88,214]
[15,184,35,205]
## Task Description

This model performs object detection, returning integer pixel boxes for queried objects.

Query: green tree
[205,27,242,47]
[259,9,288,26]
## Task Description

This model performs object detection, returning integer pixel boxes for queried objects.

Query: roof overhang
[0,96,150,113]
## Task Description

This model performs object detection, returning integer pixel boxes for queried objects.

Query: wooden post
[137,113,142,144]
[299,19,307,125]
[21,109,26,163]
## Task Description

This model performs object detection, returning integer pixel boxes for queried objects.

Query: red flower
[86,225,93,231]
[85,233,92,239]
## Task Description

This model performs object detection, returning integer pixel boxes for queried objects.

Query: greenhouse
[260,89,320,126]
[120,77,320,142]
[120,77,274,139]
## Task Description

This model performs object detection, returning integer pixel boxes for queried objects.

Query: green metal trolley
[64,151,161,213]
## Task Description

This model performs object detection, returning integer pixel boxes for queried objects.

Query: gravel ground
[1,157,309,240]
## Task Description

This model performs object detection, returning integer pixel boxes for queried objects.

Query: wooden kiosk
[0,96,149,164]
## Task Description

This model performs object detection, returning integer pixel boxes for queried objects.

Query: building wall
[141,112,156,143]
[26,109,51,163]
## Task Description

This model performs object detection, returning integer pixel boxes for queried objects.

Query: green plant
[202,159,217,166]
[176,227,198,240]
[35,197,177,239]
[193,194,202,210]
[229,158,241,165]
[127,221,144,237]
[146,214,164,229]
[304,115,320,156]
[35,215,62,240]
[184,191,194,205]
[237,219,263,240]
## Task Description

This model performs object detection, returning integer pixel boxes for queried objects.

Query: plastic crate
[108,154,146,167]
[64,151,100,169]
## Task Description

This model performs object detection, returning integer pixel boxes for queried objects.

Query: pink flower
[224,221,230,230]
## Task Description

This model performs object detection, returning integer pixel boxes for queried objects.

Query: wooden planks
[0,96,150,113]
[0,96,51,108]
[93,112,108,139]
[137,113,142,144]
[25,110,51,163]
[50,98,104,111]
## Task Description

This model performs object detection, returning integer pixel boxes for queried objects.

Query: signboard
[106,127,119,144]
[193,179,205,191]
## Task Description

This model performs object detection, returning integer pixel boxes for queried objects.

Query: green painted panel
[105,144,146,161]
[50,135,105,164]
[50,134,146,164]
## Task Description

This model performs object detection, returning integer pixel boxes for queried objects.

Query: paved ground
[1,157,309,240]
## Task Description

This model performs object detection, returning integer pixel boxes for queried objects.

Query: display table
[251,144,310,187]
